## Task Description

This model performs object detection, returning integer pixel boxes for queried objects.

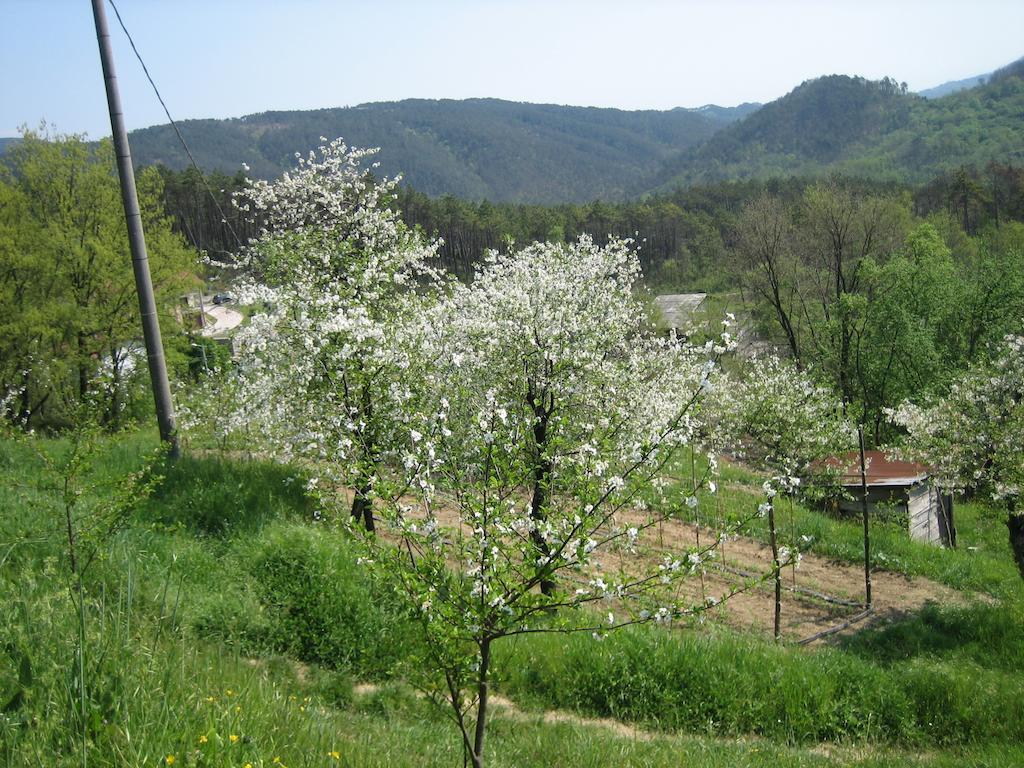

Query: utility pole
[91,0,179,457]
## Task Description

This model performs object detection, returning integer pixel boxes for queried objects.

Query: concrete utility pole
[91,0,179,457]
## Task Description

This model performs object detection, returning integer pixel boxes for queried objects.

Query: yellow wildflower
[329,751,340,760]
[235,705,242,713]
[229,734,239,743]
[165,757,175,766]
[198,735,208,745]
[226,689,234,696]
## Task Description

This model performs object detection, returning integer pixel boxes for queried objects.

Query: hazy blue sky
[3,0,1023,138]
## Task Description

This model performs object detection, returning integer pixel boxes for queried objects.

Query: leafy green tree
[796,181,910,407]
[847,224,960,441]
[957,223,1024,360]
[0,129,195,429]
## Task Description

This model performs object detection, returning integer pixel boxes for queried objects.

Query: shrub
[245,524,417,679]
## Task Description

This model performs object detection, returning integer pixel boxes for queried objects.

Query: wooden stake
[858,427,872,609]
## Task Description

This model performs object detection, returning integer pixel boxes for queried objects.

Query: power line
[107,0,244,252]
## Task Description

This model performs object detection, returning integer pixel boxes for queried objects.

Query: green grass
[838,599,1024,671]
[494,616,1024,747]
[4,430,1024,767]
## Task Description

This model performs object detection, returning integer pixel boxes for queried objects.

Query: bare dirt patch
[489,694,654,741]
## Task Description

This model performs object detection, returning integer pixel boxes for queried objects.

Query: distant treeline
[155,161,1024,289]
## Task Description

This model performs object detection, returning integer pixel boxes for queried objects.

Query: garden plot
[610,510,971,642]
[344,480,969,644]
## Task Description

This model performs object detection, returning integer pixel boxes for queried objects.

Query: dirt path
[351,682,655,741]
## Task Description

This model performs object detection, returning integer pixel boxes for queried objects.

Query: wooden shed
[828,451,955,547]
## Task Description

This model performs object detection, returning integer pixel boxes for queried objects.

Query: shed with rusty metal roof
[826,450,955,547]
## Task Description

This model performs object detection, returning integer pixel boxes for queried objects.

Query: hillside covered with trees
[56,55,1019,204]
[651,58,1024,190]
[126,99,739,203]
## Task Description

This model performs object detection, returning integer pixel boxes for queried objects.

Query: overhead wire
[107,0,245,253]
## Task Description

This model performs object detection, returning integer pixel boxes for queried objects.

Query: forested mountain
[650,61,1024,192]
[649,75,917,191]
[127,99,726,203]
[7,58,1022,203]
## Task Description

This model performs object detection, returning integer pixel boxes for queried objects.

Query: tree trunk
[77,332,90,404]
[350,391,376,533]
[529,390,555,597]
[350,473,374,533]
[859,429,873,608]
[529,457,555,597]
[471,638,492,768]
[1007,501,1024,579]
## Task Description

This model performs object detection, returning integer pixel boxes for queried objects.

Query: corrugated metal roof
[654,293,707,329]
[824,450,930,487]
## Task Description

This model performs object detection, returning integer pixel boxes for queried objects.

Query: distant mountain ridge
[676,103,763,124]
[649,60,1024,192]
[6,56,1023,202]
[126,98,730,203]
[917,72,990,99]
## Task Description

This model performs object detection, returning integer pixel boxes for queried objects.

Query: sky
[3,0,1024,139]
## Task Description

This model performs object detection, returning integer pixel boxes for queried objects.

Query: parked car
[212,293,234,305]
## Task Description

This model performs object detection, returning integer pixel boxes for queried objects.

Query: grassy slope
[2,431,1023,767]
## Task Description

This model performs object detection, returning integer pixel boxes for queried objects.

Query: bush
[244,523,417,680]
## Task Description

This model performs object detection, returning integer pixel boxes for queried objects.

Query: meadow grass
[494,615,1024,747]
[4,430,1024,767]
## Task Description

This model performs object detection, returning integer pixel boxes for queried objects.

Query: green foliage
[496,621,1024,746]
[846,223,961,435]
[0,128,197,430]
[142,455,310,537]
[243,523,416,679]
[183,336,234,380]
